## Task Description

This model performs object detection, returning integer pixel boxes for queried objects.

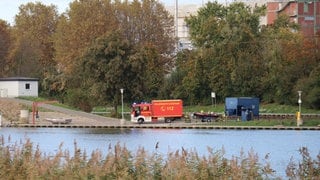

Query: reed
[0,136,318,179]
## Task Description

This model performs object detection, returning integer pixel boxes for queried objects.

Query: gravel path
[0,98,122,126]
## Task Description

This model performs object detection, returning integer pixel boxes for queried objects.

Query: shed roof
[0,77,39,81]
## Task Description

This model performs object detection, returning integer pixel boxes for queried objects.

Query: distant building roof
[0,77,39,81]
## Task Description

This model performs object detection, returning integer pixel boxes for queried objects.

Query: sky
[0,0,211,25]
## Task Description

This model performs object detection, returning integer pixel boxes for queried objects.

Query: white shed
[0,77,39,98]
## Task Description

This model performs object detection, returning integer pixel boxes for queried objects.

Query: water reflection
[0,127,319,177]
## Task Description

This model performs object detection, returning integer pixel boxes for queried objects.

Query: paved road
[3,98,120,124]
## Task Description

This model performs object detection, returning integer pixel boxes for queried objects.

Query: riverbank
[11,121,320,130]
[0,98,120,127]
[1,98,320,130]
[0,128,319,180]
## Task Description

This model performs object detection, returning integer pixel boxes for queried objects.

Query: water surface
[0,128,319,177]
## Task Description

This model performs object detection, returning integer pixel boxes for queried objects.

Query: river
[0,127,319,178]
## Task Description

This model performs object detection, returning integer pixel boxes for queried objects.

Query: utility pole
[120,88,124,120]
[314,0,316,37]
[175,0,179,51]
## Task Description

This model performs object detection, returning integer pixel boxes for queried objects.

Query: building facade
[0,77,39,98]
[166,1,269,50]
[166,1,319,50]
[267,0,320,37]
[166,4,201,50]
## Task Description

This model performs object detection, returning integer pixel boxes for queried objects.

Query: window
[304,2,309,13]
[25,83,30,90]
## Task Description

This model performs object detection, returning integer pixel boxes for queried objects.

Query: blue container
[225,97,259,118]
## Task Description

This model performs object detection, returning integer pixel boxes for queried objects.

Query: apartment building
[166,1,268,50]
[267,0,320,37]
[166,4,200,50]
[166,0,319,50]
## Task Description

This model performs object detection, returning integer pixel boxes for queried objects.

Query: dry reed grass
[0,136,318,179]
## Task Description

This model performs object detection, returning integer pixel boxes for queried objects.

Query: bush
[64,89,93,112]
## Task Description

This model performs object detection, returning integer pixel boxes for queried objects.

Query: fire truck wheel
[165,118,172,123]
[138,118,144,124]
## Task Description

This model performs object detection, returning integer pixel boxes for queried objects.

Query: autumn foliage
[0,0,319,110]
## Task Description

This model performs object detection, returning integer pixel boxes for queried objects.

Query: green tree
[129,44,164,101]
[53,0,175,105]
[160,50,194,101]
[114,0,175,100]
[260,14,303,104]
[182,2,266,103]
[295,64,320,109]
[79,32,133,114]
[293,34,320,109]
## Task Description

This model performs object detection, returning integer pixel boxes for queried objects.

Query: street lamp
[120,88,124,120]
[297,91,302,127]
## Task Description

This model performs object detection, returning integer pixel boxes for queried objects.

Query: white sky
[0,0,213,25]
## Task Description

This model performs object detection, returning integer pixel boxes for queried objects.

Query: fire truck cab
[131,99,183,124]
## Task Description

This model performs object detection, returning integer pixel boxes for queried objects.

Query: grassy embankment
[95,103,320,126]
[10,97,319,179]
[19,97,320,126]
[183,103,320,126]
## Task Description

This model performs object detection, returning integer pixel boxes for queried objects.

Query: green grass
[18,96,53,102]
[189,115,320,126]
[184,104,225,113]
[184,103,319,114]
[260,103,320,114]
[18,96,80,111]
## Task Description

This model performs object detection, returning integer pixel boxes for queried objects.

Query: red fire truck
[131,99,183,124]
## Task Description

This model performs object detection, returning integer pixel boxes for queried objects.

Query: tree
[53,0,175,105]
[78,32,133,113]
[129,44,166,101]
[115,0,175,54]
[51,0,119,102]
[0,20,11,76]
[293,34,320,109]
[116,0,175,102]
[186,1,226,48]
[54,0,118,76]
[260,14,303,104]
[9,2,58,78]
[175,50,199,104]
[182,2,266,103]
[295,64,320,109]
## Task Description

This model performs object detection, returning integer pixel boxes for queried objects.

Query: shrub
[64,89,93,112]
